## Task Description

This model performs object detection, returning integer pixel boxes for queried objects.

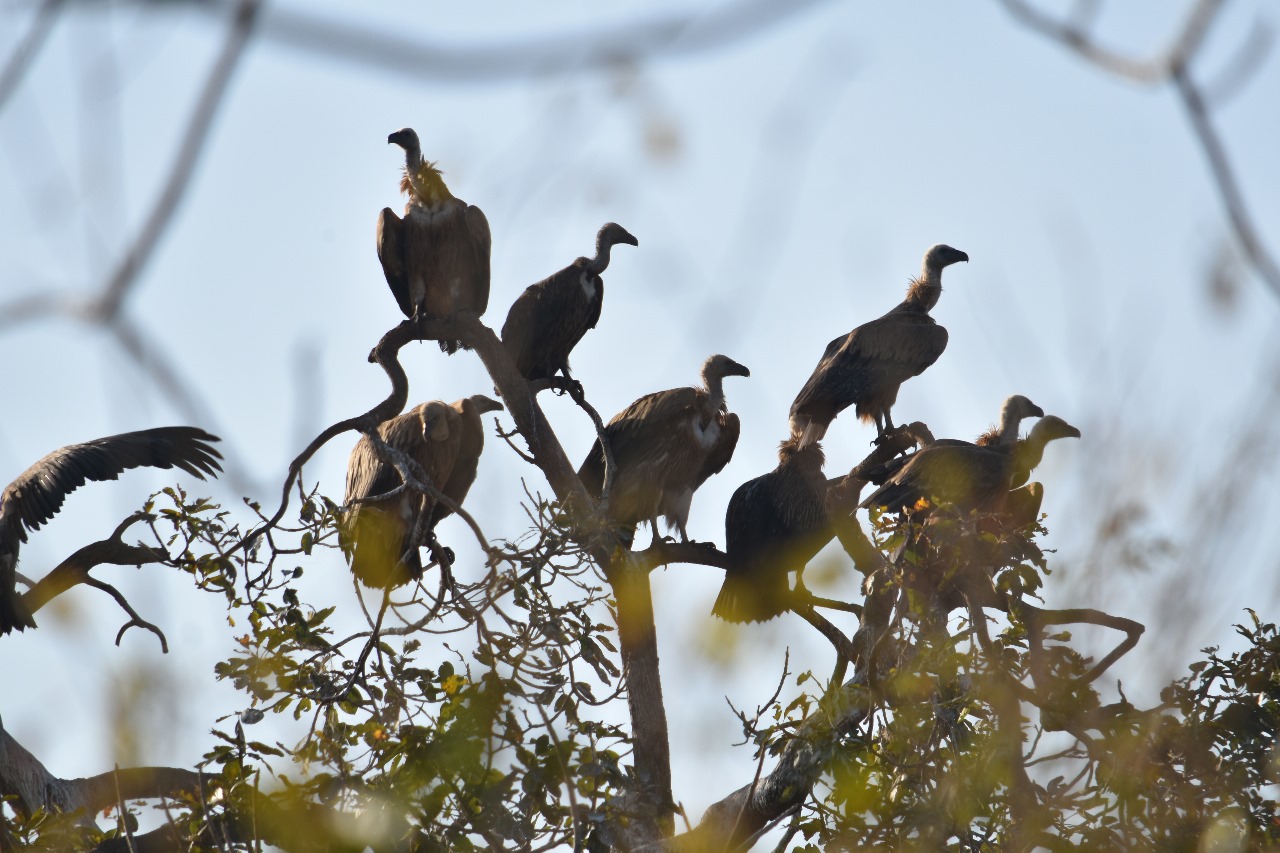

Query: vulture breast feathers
[342,402,462,590]
[377,127,491,354]
[790,244,967,447]
[713,439,830,623]
[578,355,749,543]
[502,222,637,383]
[1,427,223,635]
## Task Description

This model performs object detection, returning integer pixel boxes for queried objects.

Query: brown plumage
[790,244,968,447]
[713,438,830,623]
[578,355,750,545]
[860,410,1079,516]
[857,396,1043,486]
[376,127,492,354]
[341,402,462,589]
[501,223,638,383]
[1,427,222,635]
[429,395,504,530]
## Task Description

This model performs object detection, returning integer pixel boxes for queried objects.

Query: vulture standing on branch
[342,401,463,589]
[501,223,638,385]
[578,355,750,545]
[1,427,223,635]
[377,127,492,354]
[713,438,830,623]
[856,395,1043,486]
[860,412,1080,516]
[790,244,969,448]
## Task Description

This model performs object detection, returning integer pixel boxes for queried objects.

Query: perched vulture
[429,395,504,530]
[342,402,462,589]
[856,395,1043,486]
[578,354,750,545]
[713,438,830,623]
[860,411,1079,516]
[377,127,492,354]
[501,223,638,384]
[790,244,969,447]
[1,427,223,635]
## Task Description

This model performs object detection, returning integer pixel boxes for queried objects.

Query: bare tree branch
[0,0,62,114]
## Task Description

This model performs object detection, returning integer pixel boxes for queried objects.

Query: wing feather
[1,427,222,541]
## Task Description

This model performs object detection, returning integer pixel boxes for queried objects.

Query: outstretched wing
[1,427,222,541]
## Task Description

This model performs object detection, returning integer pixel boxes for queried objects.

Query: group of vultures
[0,127,1079,639]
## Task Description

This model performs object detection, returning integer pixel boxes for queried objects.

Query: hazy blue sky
[2,0,1278,832]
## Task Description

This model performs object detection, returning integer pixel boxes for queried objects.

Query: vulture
[578,354,750,545]
[1,427,223,635]
[712,438,830,623]
[860,412,1080,516]
[790,244,969,447]
[501,222,638,384]
[342,395,502,589]
[377,127,492,354]
[855,395,1043,486]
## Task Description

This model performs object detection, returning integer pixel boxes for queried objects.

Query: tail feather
[0,589,37,635]
[711,575,790,623]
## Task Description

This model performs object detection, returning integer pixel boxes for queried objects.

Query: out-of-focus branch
[998,0,1280,298]
[197,0,835,84]
[0,0,63,113]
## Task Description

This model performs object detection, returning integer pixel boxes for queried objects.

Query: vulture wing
[376,207,413,317]
[578,387,700,497]
[860,443,1009,514]
[694,412,740,492]
[0,427,222,542]
[501,264,590,381]
[462,204,492,315]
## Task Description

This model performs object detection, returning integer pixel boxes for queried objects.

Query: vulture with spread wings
[1,427,223,635]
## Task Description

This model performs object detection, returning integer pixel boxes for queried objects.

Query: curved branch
[20,513,168,615]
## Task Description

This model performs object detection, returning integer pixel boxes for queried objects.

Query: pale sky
[1,0,1278,835]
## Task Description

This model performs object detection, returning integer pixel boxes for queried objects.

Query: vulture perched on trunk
[713,438,830,623]
[343,395,502,589]
[501,223,638,384]
[429,395,504,530]
[342,401,462,589]
[860,412,1080,515]
[377,127,492,354]
[578,354,750,545]
[1,427,223,635]
[790,244,968,448]
[855,395,1043,486]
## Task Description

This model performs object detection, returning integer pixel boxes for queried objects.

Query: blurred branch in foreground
[999,0,1280,298]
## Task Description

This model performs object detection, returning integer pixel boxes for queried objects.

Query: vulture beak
[387,128,417,150]
[951,249,970,265]
[1060,423,1082,439]
[726,359,751,378]
[619,229,639,247]
[473,395,505,415]
[1028,402,1045,418]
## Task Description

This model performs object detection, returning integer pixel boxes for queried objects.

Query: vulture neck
[401,154,454,207]
[1015,431,1052,474]
[585,236,619,276]
[702,367,728,413]
[995,405,1024,445]
[902,266,944,313]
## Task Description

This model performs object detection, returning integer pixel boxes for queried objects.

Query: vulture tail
[711,574,790,623]
[0,589,37,634]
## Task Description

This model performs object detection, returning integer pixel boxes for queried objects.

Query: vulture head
[975,396,1043,446]
[922,244,970,272]
[703,354,751,381]
[902,421,936,447]
[598,222,639,250]
[466,394,505,416]
[1028,415,1081,444]
[387,127,422,160]
[584,222,639,274]
[416,401,454,442]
